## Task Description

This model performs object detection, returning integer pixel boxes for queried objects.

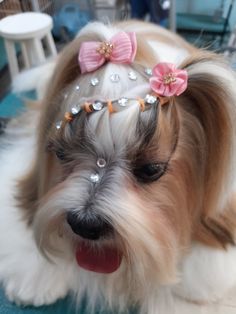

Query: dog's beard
[34,165,180,284]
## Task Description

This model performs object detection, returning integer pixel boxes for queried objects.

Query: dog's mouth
[75,242,122,273]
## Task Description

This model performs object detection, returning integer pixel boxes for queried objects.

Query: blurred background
[0,0,236,117]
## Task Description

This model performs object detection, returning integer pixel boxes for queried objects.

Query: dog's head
[19,22,236,302]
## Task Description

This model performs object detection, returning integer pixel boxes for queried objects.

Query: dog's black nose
[66,212,113,240]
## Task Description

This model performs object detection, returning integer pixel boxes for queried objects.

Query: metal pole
[30,0,40,12]
[169,0,176,32]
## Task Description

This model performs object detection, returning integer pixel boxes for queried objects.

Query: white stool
[0,12,57,80]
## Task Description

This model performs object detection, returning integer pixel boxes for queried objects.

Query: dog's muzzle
[66,211,122,274]
[66,211,113,240]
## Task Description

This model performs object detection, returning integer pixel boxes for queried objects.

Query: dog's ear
[17,33,96,223]
[179,53,236,247]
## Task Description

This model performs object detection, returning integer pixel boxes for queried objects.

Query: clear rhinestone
[92,101,103,111]
[128,71,137,81]
[75,85,80,91]
[97,158,106,168]
[118,97,128,107]
[90,77,99,86]
[90,173,100,183]
[145,94,157,104]
[56,121,62,130]
[144,68,153,76]
[110,73,120,83]
[71,106,79,115]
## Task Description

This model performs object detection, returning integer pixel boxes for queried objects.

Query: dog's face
[34,64,186,284]
[31,62,211,284]
[18,26,236,303]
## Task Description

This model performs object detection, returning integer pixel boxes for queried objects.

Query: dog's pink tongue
[76,243,122,274]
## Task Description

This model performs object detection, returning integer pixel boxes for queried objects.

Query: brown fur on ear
[178,52,236,248]
[16,167,38,224]
[195,194,236,248]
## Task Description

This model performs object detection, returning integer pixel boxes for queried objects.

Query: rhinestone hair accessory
[97,158,106,168]
[149,62,188,97]
[90,173,100,183]
[89,158,107,183]
[55,94,159,130]
[78,32,137,74]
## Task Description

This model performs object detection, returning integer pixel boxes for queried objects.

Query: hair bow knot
[78,32,137,74]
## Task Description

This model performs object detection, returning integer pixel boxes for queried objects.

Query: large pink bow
[78,32,137,74]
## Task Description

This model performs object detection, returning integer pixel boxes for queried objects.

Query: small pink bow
[78,32,137,74]
[150,63,188,97]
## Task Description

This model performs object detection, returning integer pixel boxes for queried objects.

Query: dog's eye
[133,163,167,183]
[55,148,65,161]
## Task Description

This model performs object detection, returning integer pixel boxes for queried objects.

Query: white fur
[174,244,236,303]
[12,61,56,99]
[1,22,236,314]
[0,118,72,306]
[149,41,189,65]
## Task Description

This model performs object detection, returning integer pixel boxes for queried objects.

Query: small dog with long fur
[1,21,236,314]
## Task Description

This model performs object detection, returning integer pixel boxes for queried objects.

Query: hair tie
[78,32,137,74]
[84,102,93,113]
[138,98,146,112]
[149,63,188,101]
[107,100,115,113]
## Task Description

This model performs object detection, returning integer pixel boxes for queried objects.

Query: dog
[1,21,236,314]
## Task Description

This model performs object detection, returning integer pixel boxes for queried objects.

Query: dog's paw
[1,254,71,307]
[4,267,69,306]
[5,276,68,306]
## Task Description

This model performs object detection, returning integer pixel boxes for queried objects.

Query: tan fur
[17,21,236,298]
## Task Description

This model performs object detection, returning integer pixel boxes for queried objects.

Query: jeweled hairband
[57,60,188,129]
[56,93,159,129]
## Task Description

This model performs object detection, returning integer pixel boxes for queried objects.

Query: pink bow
[150,63,188,97]
[78,32,137,74]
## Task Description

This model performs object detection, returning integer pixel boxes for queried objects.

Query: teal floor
[0,287,135,314]
[0,291,79,314]
[0,92,26,117]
